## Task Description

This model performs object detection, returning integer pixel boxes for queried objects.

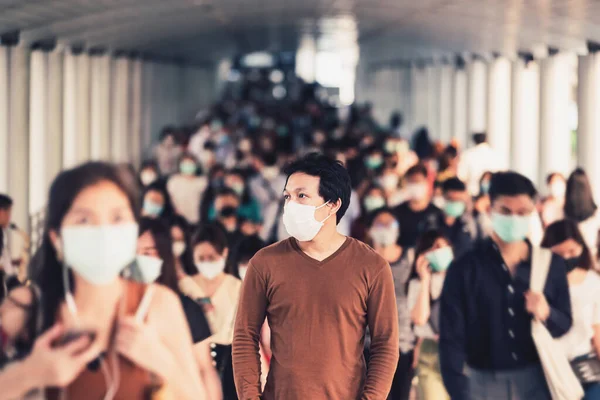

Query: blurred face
[406,172,427,186]
[171,226,185,243]
[224,174,245,195]
[193,242,227,263]
[214,194,240,212]
[0,287,32,341]
[0,207,11,228]
[491,195,535,217]
[445,189,468,203]
[426,237,451,254]
[284,173,339,224]
[137,230,158,258]
[162,134,176,147]
[144,190,165,208]
[550,238,583,260]
[371,212,396,229]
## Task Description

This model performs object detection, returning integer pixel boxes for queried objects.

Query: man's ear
[328,199,342,217]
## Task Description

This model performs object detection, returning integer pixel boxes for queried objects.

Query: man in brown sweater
[233,153,399,399]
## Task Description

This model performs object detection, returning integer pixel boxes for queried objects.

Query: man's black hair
[259,152,278,167]
[472,132,487,145]
[159,125,176,141]
[405,163,428,179]
[0,194,13,210]
[283,153,351,224]
[489,171,537,202]
[442,178,466,193]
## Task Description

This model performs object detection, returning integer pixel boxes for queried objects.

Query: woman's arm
[193,341,223,400]
[592,325,600,358]
[410,256,433,326]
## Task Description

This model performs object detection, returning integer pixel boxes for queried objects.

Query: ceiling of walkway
[0,0,596,63]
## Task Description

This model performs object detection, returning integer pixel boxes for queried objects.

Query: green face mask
[365,156,383,170]
[491,212,530,243]
[426,246,454,272]
[444,201,466,218]
[180,161,197,176]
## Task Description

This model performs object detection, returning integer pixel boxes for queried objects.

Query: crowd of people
[0,95,599,400]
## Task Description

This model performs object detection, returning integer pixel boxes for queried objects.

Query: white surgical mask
[262,166,279,180]
[549,181,566,198]
[407,183,428,200]
[282,201,332,242]
[135,255,163,283]
[239,264,248,280]
[379,175,399,191]
[369,223,400,247]
[173,241,186,257]
[196,259,226,280]
[61,223,138,286]
[140,170,157,186]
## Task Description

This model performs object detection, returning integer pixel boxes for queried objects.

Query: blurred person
[224,169,261,223]
[457,133,502,196]
[167,153,207,224]
[389,111,405,138]
[178,224,242,400]
[200,164,227,223]
[0,194,15,299]
[154,126,183,175]
[233,153,399,399]
[141,182,175,220]
[169,215,194,278]
[138,160,161,189]
[378,166,407,208]
[540,172,566,227]
[335,151,362,237]
[367,208,416,400]
[34,162,207,399]
[188,122,212,166]
[134,217,222,400]
[407,230,454,400]
[564,168,600,259]
[412,127,434,161]
[393,164,444,248]
[542,219,600,398]
[436,145,459,183]
[474,171,494,238]
[437,178,479,257]
[440,171,572,400]
[351,185,388,242]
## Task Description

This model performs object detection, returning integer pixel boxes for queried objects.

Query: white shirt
[337,190,361,236]
[167,175,207,224]
[578,211,600,259]
[560,271,600,360]
[0,228,14,276]
[457,143,503,196]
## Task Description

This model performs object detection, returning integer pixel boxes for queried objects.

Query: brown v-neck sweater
[232,237,399,400]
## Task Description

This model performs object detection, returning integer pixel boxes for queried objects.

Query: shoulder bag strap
[530,246,552,293]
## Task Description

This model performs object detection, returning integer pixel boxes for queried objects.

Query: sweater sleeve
[232,262,268,400]
[361,264,400,400]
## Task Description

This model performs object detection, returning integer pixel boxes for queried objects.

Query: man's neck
[444,215,457,226]
[409,199,430,212]
[297,225,347,262]
[491,233,528,272]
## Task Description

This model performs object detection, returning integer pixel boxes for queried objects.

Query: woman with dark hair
[178,224,242,399]
[167,153,207,225]
[406,230,452,400]
[169,215,196,277]
[199,164,227,223]
[141,181,175,220]
[224,169,261,224]
[542,219,600,398]
[350,185,387,242]
[564,168,600,259]
[135,217,223,400]
[32,161,206,399]
[226,235,265,280]
[138,160,161,189]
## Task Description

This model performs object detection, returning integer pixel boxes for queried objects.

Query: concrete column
[399,67,412,136]
[0,47,8,193]
[90,54,111,160]
[487,57,512,170]
[577,53,600,199]
[111,57,130,162]
[47,50,64,185]
[8,46,30,230]
[511,59,540,184]
[426,65,441,140]
[28,50,48,215]
[75,53,90,162]
[452,67,468,149]
[140,61,154,157]
[539,53,572,184]
[130,58,143,168]
[467,58,488,141]
[62,50,77,168]
[439,64,454,144]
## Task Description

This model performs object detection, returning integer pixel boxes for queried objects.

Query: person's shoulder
[450,240,490,272]
[249,238,295,267]
[345,237,389,272]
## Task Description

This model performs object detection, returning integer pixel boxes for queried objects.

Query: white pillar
[539,54,572,184]
[577,53,600,199]
[452,67,468,148]
[28,50,48,215]
[400,67,412,136]
[47,50,63,185]
[0,47,9,193]
[130,58,143,168]
[75,53,90,162]
[467,58,488,141]
[8,46,30,230]
[90,54,111,160]
[487,57,512,170]
[411,66,429,132]
[62,50,77,168]
[111,57,130,162]
[141,61,154,156]
[439,64,454,144]
[511,59,540,184]
[426,65,441,140]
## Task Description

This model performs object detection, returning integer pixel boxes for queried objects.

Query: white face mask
[135,255,163,283]
[549,181,566,198]
[369,223,400,247]
[173,241,186,257]
[262,166,279,180]
[379,174,399,191]
[282,201,333,242]
[239,264,248,280]
[432,195,446,209]
[140,170,157,186]
[61,223,138,286]
[195,259,226,280]
[407,183,428,200]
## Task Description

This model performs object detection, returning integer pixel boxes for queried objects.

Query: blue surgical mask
[491,212,530,243]
[180,161,197,176]
[143,199,164,217]
[365,156,383,170]
[444,201,466,218]
[426,246,454,272]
